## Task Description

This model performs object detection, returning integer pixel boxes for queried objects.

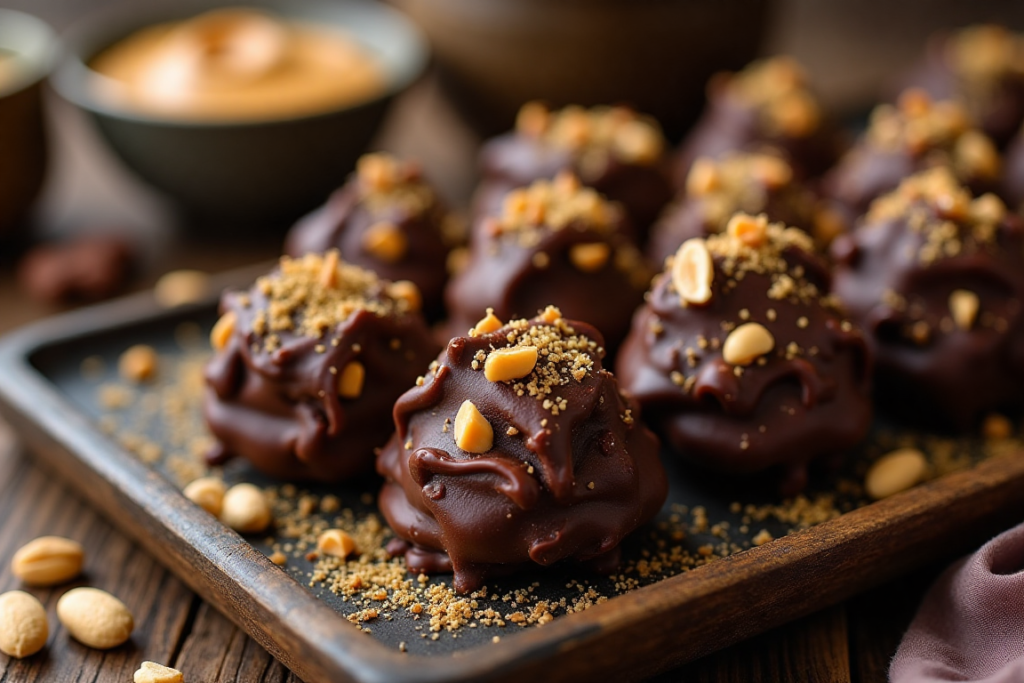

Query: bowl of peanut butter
[52,1,427,232]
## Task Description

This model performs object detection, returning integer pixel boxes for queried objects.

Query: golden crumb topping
[515,102,665,166]
[685,153,795,229]
[479,306,601,415]
[494,173,616,243]
[948,24,1024,82]
[727,56,822,138]
[355,152,435,215]
[865,90,1000,179]
[865,167,1008,266]
[250,251,407,349]
[696,213,820,303]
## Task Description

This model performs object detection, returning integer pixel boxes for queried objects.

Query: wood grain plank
[0,433,197,683]
[650,605,850,683]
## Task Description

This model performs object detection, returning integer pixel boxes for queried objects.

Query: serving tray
[0,268,1022,683]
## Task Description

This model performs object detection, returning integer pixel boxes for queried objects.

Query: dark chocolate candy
[648,152,825,267]
[377,306,666,593]
[473,103,673,241]
[284,153,457,317]
[447,174,650,352]
[618,214,872,495]
[897,25,1024,148]
[203,251,439,482]
[17,235,135,304]
[832,167,1024,428]
[673,57,842,186]
[821,90,1002,233]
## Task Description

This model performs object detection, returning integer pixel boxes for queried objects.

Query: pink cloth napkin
[890,522,1024,683]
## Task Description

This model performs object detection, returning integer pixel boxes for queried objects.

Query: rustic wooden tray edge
[0,287,1022,683]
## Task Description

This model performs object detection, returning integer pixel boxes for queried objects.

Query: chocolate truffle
[447,173,650,352]
[648,152,827,267]
[284,153,458,316]
[618,213,872,495]
[377,306,666,593]
[204,251,439,481]
[473,103,673,241]
[899,25,1024,148]
[673,56,842,185]
[832,167,1024,428]
[821,90,1002,232]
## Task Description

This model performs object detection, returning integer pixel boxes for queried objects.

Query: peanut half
[672,239,713,306]
[56,587,134,650]
[134,661,184,683]
[726,213,768,247]
[454,400,493,453]
[484,347,538,383]
[948,289,979,331]
[865,448,927,500]
[471,308,504,336]
[210,311,236,351]
[183,477,226,517]
[722,322,775,366]
[317,529,358,559]
[569,243,610,273]
[12,536,84,587]
[0,590,48,658]
[338,361,366,399]
[220,483,271,534]
[362,221,407,262]
[119,345,159,383]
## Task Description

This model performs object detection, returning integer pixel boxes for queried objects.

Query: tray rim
[1,276,1022,683]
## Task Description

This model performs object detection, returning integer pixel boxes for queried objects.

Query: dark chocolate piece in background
[447,174,650,353]
[473,103,673,243]
[821,90,1002,233]
[673,57,844,187]
[648,152,825,267]
[896,25,1024,148]
[377,307,666,593]
[619,214,872,495]
[17,235,135,303]
[204,251,439,482]
[832,167,1024,429]
[284,153,459,318]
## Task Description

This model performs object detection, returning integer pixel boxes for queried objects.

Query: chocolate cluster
[473,103,673,240]
[284,153,457,316]
[447,173,650,351]
[203,251,439,481]
[377,306,666,593]
[899,25,1024,147]
[648,152,824,266]
[618,214,872,495]
[673,57,842,185]
[832,167,1024,427]
[821,90,1002,232]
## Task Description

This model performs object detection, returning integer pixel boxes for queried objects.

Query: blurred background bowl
[0,9,57,242]
[392,0,771,140]
[51,0,428,235]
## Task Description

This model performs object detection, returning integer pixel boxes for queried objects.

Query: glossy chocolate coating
[377,311,666,593]
[472,105,673,241]
[284,155,453,316]
[898,27,1024,148]
[821,95,1002,232]
[203,255,440,482]
[673,58,842,185]
[447,178,649,352]
[648,153,820,266]
[832,170,1024,428]
[618,219,872,494]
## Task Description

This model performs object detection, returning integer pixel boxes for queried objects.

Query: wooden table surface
[2,1,1019,679]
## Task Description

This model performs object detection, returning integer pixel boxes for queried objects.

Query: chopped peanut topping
[722,322,775,366]
[471,308,503,336]
[498,175,614,238]
[948,289,979,330]
[454,400,493,453]
[729,56,821,138]
[317,529,358,559]
[355,152,435,215]
[319,249,340,288]
[338,361,365,399]
[539,305,562,325]
[388,280,421,313]
[948,24,1024,82]
[515,102,665,165]
[569,242,611,272]
[726,213,769,247]
[671,238,714,306]
[119,345,159,383]
[686,158,720,196]
[362,221,408,263]
[210,312,236,351]
[484,346,539,382]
